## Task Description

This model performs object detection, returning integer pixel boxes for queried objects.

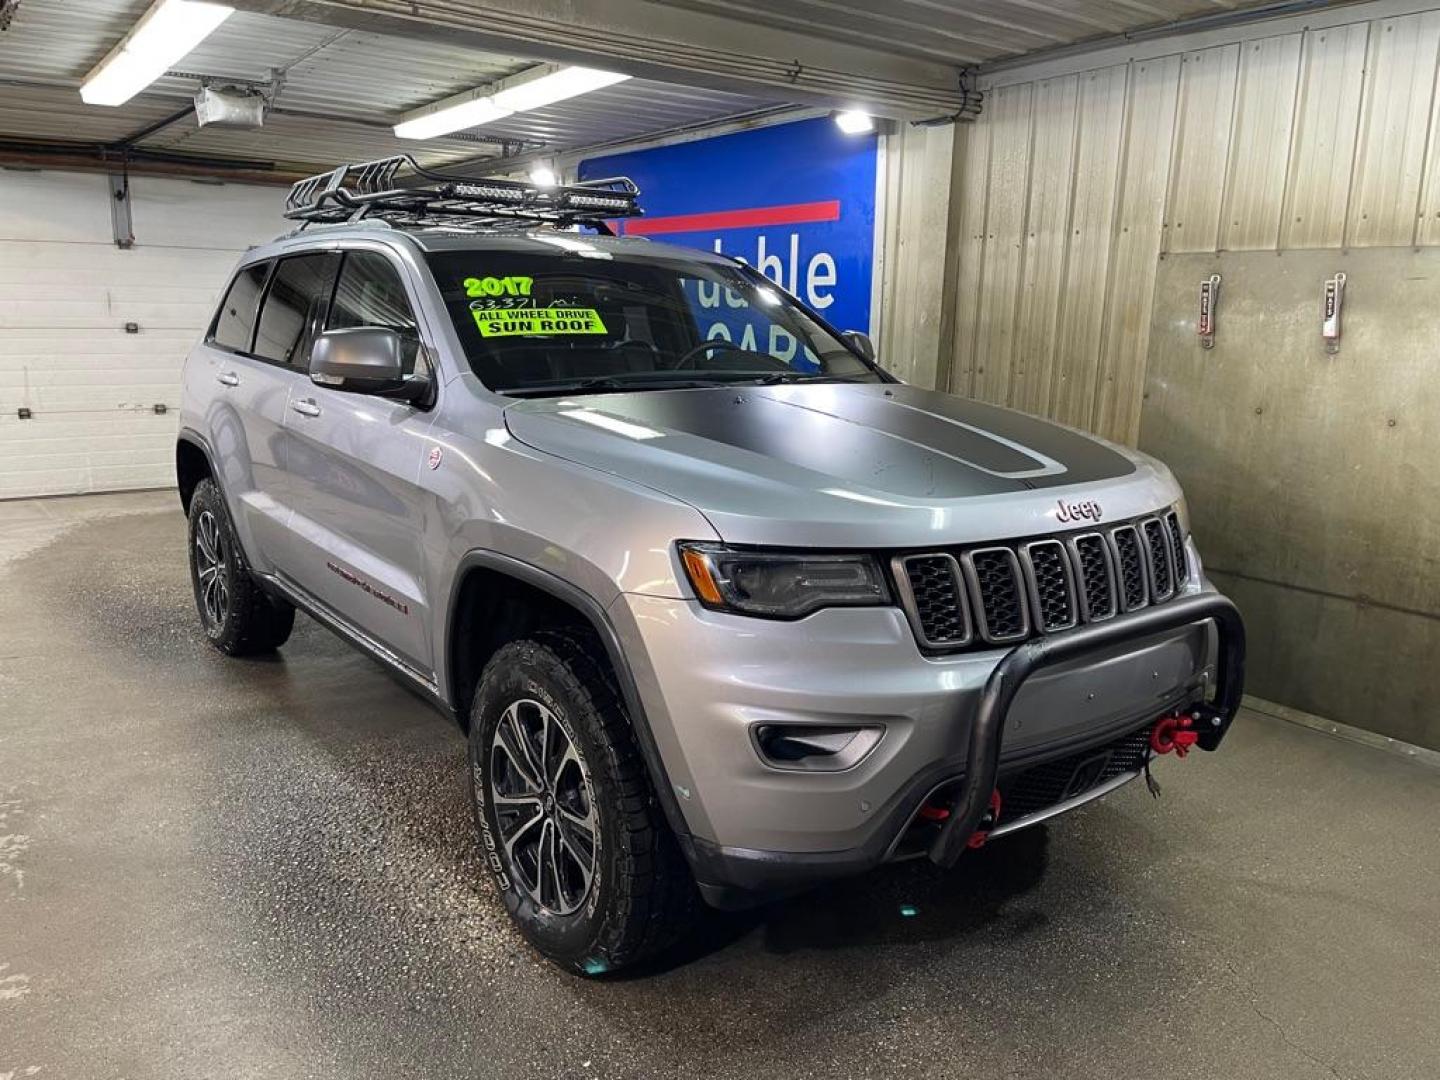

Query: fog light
[752,724,882,771]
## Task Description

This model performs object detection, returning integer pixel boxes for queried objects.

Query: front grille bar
[962,547,1031,644]
[1019,539,1078,633]
[1066,532,1118,622]
[1141,517,1176,602]
[893,553,972,648]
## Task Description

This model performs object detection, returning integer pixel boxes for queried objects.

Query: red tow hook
[1150,713,1200,758]
[965,789,1004,850]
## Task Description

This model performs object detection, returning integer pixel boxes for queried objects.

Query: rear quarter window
[209,261,270,352]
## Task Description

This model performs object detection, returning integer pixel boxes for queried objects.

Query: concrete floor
[1,492,1437,1080]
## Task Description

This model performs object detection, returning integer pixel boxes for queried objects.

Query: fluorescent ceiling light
[394,64,630,141]
[80,0,233,107]
[834,109,874,135]
[393,96,512,141]
[492,67,630,112]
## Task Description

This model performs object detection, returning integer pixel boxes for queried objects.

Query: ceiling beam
[228,0,968,120]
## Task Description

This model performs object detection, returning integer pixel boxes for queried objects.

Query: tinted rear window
[209,262,270,352]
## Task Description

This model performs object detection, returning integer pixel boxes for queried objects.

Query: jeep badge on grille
[1055,499,1102,524]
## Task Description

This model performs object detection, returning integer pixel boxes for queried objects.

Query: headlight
[678,542,890,619]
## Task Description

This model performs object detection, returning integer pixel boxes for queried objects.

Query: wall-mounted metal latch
[153,403,168,415]
[124,322,140,334]
[1322,272,1346,354]
[108,171,135,250]
[1197,274,1221,349]
[17,407,32,420]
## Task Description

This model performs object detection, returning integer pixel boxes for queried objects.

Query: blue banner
[579,117,879,340]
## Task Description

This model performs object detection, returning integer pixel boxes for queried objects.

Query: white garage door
[0,169,285,499]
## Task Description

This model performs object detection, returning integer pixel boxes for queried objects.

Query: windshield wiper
[738,372,870,385]
[504,375,732,398]
[503,370,873,398]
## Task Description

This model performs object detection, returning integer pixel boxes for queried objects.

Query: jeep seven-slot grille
[1142,518,1175,600]
[1070,533,1116,621]
[894,554,970,647]
[897,512,1189,653]
[1165,511,1188,583]
[1023,540,1076,632]
[1112,525,1148,611]
[966,548,1028,641]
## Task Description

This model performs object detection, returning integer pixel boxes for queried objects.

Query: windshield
[424,247,882,395]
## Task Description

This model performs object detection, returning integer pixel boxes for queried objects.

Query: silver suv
[177,158,1245,975]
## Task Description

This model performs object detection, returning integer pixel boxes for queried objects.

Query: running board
[264,571,443,701]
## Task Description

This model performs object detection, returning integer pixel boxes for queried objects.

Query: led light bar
[395,64,630,141]
[80,0,233,107]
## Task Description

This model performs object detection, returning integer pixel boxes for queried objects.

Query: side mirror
[310,327,426,402]
[842,329,875,363]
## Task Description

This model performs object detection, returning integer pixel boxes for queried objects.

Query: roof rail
[283,155,642,233]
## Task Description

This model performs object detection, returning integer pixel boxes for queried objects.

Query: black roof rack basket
[284,155,642,233]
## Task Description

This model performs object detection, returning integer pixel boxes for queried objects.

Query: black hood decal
[509,384,1134,500]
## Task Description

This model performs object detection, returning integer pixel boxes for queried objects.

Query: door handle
[291,398,322,418]
[216,371,240,387]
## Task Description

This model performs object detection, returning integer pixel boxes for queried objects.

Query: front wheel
[187,478,295,656]
[468,631,695,975]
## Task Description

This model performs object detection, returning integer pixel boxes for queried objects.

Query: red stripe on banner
[620,199,842,236]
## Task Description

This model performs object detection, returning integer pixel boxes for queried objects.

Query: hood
[504,383,1181,547]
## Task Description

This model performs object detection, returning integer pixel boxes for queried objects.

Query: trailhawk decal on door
[326,560,410,615]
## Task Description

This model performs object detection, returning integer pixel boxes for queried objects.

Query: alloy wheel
[488,698,599,915]
[194,510,230,630]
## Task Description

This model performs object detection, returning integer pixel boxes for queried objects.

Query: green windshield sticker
[471,307,608,338]
[464,275,533,298]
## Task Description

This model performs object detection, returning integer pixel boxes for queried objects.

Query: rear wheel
[468,630,696,975]
[187,478,295,655]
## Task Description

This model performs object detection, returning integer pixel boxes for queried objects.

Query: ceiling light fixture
[833,109,875,135]
[393,95,512,141]
[529,164,559,188]
[395,64,630,141]
[80,0,234,107]
[491,66,630,112]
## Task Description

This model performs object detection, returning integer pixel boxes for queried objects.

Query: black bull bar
[929,592,1246,868]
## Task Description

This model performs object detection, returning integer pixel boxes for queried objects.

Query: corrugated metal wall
[950,2,1440,444]
[873,122,956,388]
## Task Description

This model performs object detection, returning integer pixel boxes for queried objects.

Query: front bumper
[609,580,1242,907]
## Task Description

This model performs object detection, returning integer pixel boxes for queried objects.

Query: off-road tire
[468,630,697,975]
[187,478,295,656]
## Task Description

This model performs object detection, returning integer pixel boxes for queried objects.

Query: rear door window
[252,252,341,368]
[209,261,271,353]
[327,251,423,375]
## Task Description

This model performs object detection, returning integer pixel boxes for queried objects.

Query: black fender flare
[175,427,220,511]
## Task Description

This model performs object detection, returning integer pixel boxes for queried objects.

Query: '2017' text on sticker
[464,275,533,298]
